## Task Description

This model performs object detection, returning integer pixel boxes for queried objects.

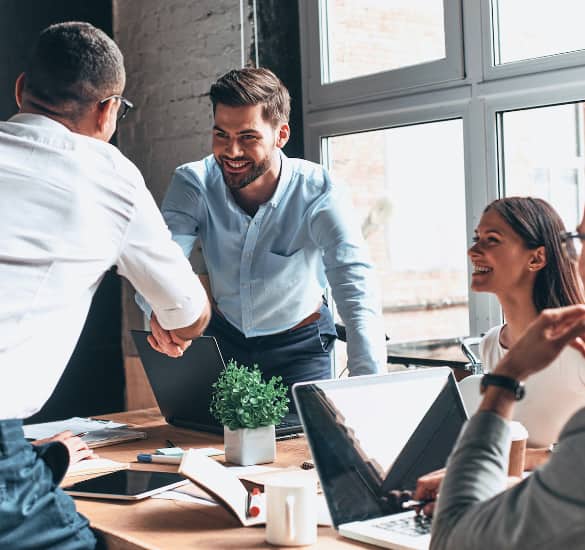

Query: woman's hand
[32,430,95,465]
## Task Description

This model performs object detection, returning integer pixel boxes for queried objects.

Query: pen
[75,431,89,438]
[275,433,302,441]
[137,453,182,465]
[247,487,263,518]
[401,498,435,510]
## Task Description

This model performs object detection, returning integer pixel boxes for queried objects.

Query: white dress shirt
[0,114,207,419]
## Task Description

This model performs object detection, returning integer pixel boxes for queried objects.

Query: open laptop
[131,330,303,437]
[293,367,467,550]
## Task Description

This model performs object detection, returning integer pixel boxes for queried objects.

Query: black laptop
[293,368,467,549]
[131,330,303,437]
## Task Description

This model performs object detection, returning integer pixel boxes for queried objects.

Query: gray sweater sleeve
[431,409,585,550]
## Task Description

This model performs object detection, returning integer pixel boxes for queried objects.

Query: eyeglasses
[561,231,585,262]
[99,94,134,121]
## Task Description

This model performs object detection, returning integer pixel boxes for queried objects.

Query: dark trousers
[205,303,337,409]
[0,420,96,550]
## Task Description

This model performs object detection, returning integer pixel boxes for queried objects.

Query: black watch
[480,373,525,401]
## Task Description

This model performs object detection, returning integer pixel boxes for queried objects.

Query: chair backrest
[458,374,483,416]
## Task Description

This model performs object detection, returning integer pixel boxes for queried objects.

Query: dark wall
[0,0,125,421]
[256,0,304,159]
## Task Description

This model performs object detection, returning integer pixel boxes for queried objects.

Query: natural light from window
[324,120,469,345]
[494,0,585,64]
[500,103,585,236]
[322,0,445,83]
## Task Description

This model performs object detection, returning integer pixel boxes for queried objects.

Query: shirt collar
[268,150,291,208]
[8,113,72,133]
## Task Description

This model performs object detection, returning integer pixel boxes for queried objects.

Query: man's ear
[528,246,547,272]
[95,97,118,141]
[15,73,25,109]
[275,123,290,149]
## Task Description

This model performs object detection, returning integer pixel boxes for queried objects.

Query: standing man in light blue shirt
[144,67,386,389]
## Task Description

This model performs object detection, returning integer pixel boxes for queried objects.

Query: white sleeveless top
[480,324,585,446]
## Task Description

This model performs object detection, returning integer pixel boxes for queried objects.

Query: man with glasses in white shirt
[0,22,210,548]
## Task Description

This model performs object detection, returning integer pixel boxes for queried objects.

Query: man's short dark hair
[209,67,291,125]
[24,22,125,119]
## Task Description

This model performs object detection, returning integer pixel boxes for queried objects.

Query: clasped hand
[147,313,193,357]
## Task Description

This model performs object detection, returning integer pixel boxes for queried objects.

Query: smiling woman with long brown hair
[469,196,585,446]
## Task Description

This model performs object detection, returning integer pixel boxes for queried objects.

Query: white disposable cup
[508,421,528,477]
[265,474,317,546]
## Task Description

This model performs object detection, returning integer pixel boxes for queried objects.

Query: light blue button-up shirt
[153,152,386,375]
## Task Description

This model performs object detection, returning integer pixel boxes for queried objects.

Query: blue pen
[136,453,182,465]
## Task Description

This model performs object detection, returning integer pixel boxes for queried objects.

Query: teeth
[225,160,249,168]
[473,264,492,273]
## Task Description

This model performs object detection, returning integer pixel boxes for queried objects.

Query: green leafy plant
[210,359,289,430]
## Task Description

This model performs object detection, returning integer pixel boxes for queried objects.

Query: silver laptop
[292,368,467,550]
[131,331,303,437]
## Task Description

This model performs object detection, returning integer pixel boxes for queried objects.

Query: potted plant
[210,359,289,465]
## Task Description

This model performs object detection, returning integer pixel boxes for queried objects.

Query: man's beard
[219,155,272,190]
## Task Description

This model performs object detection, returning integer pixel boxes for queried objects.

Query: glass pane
[501,103,585,238]
[322,0,445,83]
[325,120,469,347]
[494,0,585,65]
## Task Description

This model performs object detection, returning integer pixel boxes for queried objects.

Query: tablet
[64,470,188,500]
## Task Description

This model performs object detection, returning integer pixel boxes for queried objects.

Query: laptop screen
[292,368,467,528]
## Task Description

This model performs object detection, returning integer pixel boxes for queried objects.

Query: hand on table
[32,430,95,465]
[148,313,192,358]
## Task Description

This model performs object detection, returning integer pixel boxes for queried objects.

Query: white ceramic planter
[224,425,276,466]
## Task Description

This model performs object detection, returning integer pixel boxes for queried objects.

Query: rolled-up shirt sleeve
[309,182,386,376]
[117,182,207,330]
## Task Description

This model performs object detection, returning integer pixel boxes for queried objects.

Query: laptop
[131,330,303,437]
[292,367,467,550]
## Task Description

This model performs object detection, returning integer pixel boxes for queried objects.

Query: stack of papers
[23,417,146,449]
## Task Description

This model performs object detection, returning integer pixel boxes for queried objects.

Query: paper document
[65,458,129,478]
[24,417,126,440]
[179,450,265,526]
[81,428,146,449]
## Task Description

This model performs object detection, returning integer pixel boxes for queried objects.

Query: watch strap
[480,373,525,400]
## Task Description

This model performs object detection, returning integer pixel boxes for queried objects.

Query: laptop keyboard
[373,515,432,536]
[277,417,300,428]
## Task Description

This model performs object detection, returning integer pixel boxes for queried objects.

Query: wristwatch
[480,373,525,400]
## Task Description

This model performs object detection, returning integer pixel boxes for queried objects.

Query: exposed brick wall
[113,0,252,205]
[113,0,254,357]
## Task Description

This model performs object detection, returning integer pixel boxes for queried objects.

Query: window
[493,0,585,65]
[300,0,463,109]
[322,0,445,83]
[300,0,585,363]
[325,120,469,342]
[500,102,585,231]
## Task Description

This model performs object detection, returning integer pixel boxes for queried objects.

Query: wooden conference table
[70,408,369,550]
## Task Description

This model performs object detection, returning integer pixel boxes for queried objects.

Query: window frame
[300,0,465,111]
[481,0,585,81]
[300,0,585,344]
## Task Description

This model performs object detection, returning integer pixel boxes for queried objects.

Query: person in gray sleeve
[415,300,585,549]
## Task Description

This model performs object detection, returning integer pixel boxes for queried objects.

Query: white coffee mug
[265,474,317,546]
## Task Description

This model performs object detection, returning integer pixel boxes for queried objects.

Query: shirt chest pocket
[262,248,306,289]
